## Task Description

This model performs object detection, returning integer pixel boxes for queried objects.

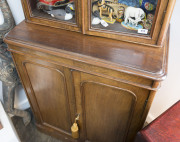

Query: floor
[11,111,62,142]
[11,109,149,142]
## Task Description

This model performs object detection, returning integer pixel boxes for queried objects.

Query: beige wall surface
[148,0,180,122]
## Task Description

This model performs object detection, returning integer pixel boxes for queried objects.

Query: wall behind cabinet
[148,0,180,122]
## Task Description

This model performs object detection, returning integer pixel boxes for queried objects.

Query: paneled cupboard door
[21,0,83,32]
[12,53,77,141]
[72,71,150,142]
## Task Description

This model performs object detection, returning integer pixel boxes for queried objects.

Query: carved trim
[6,43,167,84]
[8,48,160,91]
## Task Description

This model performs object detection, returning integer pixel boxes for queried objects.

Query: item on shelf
[143,20,152,31]
[92,17,101,25]
[105,2,128,20]
[92,10,109,27]
[37,0,74,11]
[65,3,75,15]
[139,0,158,13]
[47,3,75,20]
[92,0,127,22]
[143,13,154,31]
[121,21,143,30]
[116,6,125,23]
[124,7,145,26]
[47,9,73,20]
[147,13,154,23]
[128,17,142,27]
[98,0,114,22]
[102,16,116,24]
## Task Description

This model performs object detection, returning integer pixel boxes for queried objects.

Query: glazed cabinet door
[21,0,83,32]
[72,71,150,142]
[84,0,176,46]
[12,53,76,140]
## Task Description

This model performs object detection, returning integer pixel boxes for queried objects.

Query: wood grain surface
[4,21,169,81]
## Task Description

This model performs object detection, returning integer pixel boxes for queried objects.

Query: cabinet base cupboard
[5,21,170,142]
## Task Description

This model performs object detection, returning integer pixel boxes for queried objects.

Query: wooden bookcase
[4,0,176,142]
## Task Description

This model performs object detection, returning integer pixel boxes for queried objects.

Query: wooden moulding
[4,21,170,90]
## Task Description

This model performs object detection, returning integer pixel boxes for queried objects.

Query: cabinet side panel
[23,62,72,134]
[82,82,136,142]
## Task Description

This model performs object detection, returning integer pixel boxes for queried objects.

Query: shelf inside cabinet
[91,22,149,36]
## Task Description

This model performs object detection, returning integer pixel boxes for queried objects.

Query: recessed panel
[82,82,136,142]
[24,63,72,134]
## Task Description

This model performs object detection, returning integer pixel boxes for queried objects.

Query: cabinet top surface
[5,21,169,81]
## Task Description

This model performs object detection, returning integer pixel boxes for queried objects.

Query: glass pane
[32,0,76,23]
[91,0,159,35]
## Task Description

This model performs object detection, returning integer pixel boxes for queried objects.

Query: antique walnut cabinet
[4,0,175,142]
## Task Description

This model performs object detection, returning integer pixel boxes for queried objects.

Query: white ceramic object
[92,17,101,25]
[124,7,145,25]
[92,17,108,27]
[100,20,108,27]
[128,17,142,27]
[0,8,4,25]
[64,13,73,20]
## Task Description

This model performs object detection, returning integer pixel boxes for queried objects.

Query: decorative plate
[121,21,143,31]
